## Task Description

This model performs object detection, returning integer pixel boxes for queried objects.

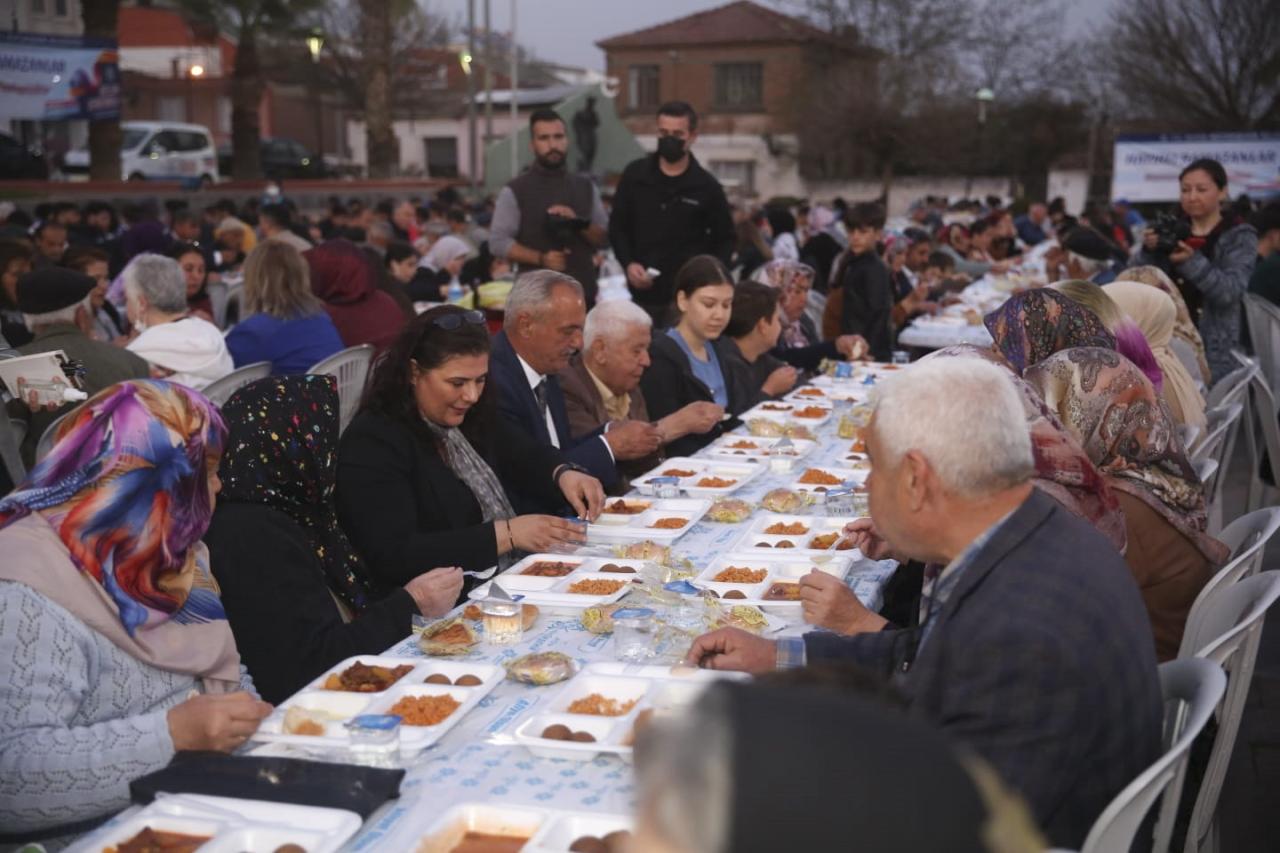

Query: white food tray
[65,793,361,853]
[584,497,712,543]
[632,456,764,497]
[787,465,868,498]
[505,664,741,763]
[414,802,633,853]
[735,512,862,556]
[740,399,834,427]
[690,551,853,610]
[702,434,818,462]
[252,655,502,752]
[466,553,645,610]
[785,384,870,404]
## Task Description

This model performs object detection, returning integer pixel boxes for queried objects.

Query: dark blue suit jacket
[805,489,1163,849]
[489,331,617,510]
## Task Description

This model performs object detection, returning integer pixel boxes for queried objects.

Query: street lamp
[185,62,204,125]
[306,31,324,63]
[306,29,325,167]
[966,87,995,199]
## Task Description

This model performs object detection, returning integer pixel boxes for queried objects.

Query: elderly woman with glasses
[336,305,605,601]
[751,260,867,370]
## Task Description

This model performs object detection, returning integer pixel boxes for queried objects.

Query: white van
[64,121,220,185]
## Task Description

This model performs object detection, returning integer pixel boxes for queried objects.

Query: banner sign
[0,33,120,121]
[1111,132,1280,202]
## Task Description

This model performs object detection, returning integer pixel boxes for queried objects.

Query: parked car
[217,137,332,180]
[63,121,220,185]
[0,133,49,180]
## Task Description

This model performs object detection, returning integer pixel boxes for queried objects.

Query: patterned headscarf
[1024,347,1228,566]
[0,380,240,690]
[1114,265,1211,384]
[1,380,227,631]
[984,288,1117,375]
[217,374,377,612]
[751,259,816,347]
[926,345,1126,552]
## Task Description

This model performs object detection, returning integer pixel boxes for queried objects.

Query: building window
[155,96,187,123]
[54,0,67,15]
[424,136,458,178]
[709,160,755,194]
[713,63,763,110]
[628,65,659,111]
[30,0,46,14]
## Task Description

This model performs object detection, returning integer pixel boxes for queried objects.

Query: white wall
[13,0,83,36]
[347,112,527,180]
[1046,169,1090,216]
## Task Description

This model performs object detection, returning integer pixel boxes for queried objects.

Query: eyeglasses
[431,309,486,331]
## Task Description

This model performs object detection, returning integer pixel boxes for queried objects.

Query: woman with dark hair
[0,239,34,346]
[733,212,772,280]
[721,281,797,406]
[766,206,799,262]
[167,242,214,323]
[1135,157,1259,382]
[639,255,739,457]
[335,306,603,593]
[205,375,462,704]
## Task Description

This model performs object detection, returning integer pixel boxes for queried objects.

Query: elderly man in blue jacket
[685,357,1163,850]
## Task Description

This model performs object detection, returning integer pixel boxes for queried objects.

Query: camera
[1150,211,1190,255]
[545,212,589,245]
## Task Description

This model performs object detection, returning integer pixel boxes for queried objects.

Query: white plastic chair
[1243,293,1280,393]
[1178,507,1280,661]
[1189,402,1243,534]
[1078,658,1226,853]
[33,407,78,466]
[1193,457,1219,494]
[308,344,374,434]
[1231,351,1280,513]
[1178,423,1202,456]
[1204,362,1255,411]
[201,361,273,408]
[1169,572,1280,853]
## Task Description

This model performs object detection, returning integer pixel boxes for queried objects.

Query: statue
[572,96,600,174]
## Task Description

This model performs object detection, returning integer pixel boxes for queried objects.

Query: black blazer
[489,330,617,501]
[335,408,565,592]
[205,503,418,705]
[639,331,746,458]
[804,490,1163,848]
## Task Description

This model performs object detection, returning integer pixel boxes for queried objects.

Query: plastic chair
[1243,293,1280,393]
[1189,402,1243,534]
[33,407,78,466]
[1170,573,1280,853]
[201,361,272,408]
[222,284,244,330]
[1178,507,1280,662]
[1178,423,1202,457]
[1232,352,1280,513]
[0,405,26,485]
[307,344,375,434]
[1204,362,1255,411]
[1078,658,1226,853]
[1193,457,1219,494]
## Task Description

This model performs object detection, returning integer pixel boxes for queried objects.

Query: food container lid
[662,580,700,595]
[347,714,402,731]
[612,607,655,621]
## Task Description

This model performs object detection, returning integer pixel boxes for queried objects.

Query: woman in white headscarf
[408,235,475,302]
[1105,280,1208,430]
[124,254,233,390]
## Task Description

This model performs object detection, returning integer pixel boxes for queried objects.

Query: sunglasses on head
[431,309,486,331]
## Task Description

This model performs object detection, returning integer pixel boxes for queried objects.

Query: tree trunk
[230,26,264,180]
[82,0,122,181]
[361,0,396,178]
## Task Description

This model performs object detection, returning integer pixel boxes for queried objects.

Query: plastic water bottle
[446,280,464,304]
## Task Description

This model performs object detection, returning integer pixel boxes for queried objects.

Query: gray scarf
[423,419,517,574]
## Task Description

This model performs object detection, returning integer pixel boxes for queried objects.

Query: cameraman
[490,109,608,305]
[1135,158,1258,383]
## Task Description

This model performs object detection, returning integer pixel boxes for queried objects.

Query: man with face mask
[609,101,735,323]
[489,109,609,305]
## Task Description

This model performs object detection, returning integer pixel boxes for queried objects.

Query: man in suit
[685,358,1163,850]
[10,268,150,466]
[559,299,724,493]
[490,270,661,511]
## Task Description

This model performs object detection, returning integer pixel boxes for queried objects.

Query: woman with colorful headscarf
[1048,279,1163,391]
[1024,348,1228,660]
[1114,265,1212,386]
[0,380,270,841]
[204,374,463,704]
[750,259,867,369]
[1104,280,1208,430]
[983,287,1116,375]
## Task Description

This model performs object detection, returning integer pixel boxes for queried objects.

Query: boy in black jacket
[837,202,894,361]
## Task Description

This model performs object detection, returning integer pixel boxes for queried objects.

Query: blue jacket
[488,330,616,508]
[805,489,1162,848]
[225,312,345,376]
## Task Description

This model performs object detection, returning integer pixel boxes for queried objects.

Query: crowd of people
[0,100,1276,850]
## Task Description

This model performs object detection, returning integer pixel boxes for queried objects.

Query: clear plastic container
[345,714,401,767]
[481,597,523,646]
[612,608,657,663]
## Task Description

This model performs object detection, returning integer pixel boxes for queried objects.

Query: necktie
[533,379,548,416]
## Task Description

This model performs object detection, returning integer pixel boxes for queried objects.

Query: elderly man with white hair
[685,358,1163,850]
[559,299,725,491]
[124,254,233,391]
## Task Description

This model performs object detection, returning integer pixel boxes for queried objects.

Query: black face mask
[657,135,686,164]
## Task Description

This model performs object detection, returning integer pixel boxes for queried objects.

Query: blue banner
[0,32,121,121]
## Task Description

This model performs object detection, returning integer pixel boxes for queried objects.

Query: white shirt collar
[515,352,544,391]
